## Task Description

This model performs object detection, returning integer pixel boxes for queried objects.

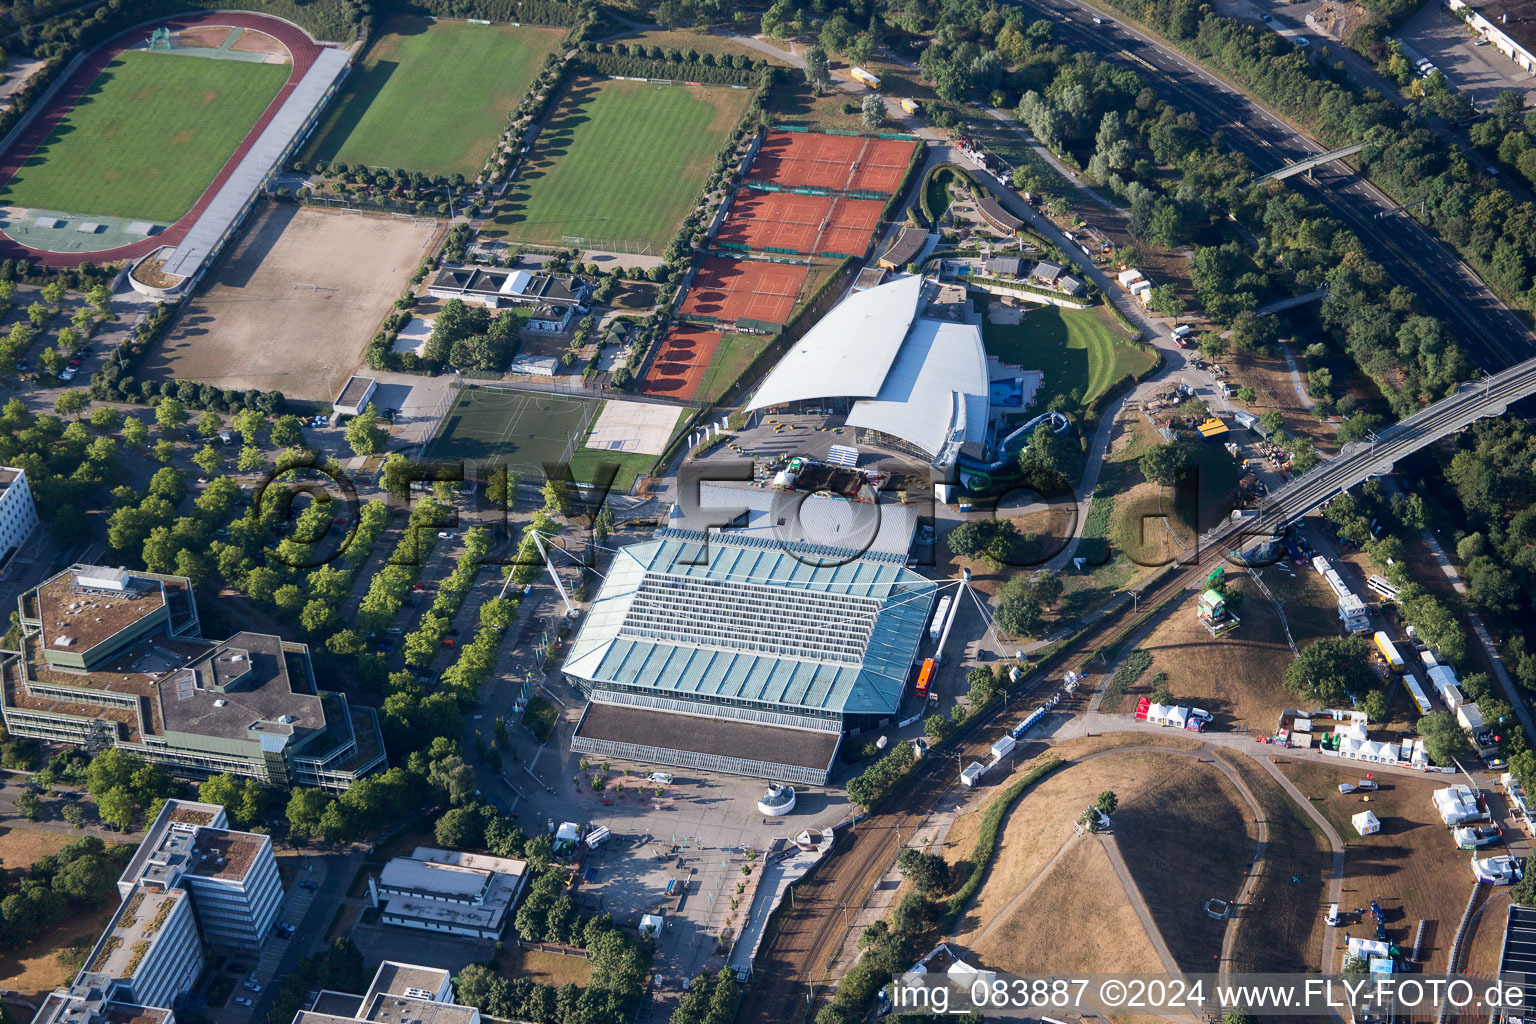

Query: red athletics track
[639,325,722,400]
[680,257,807,326]
[746,130,917,195]
[0,11,323,268]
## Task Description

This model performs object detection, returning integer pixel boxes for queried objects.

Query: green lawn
[485,77,752,251]
[1,52,287,222]
[694,331,775,405]
[301,15,566,177]
[981,304,1154,416]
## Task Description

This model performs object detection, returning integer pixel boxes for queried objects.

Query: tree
[803,45,832,92]
[1282,636,1375,704]
[861,93,887,128]
[192,444,222,477]
[1095,790,1118,815]
[896,848,950,895]
[966,665,999,708]
[541,478,573,516]
[1418,711,1469,766]
[95,787,141,831]
[271,414,304,448]
[53,390,89,419]
[122,417,148,449]
[155,398,187,434]
[1359,690,1388,722]
[286,787,330,840]
[15,789,41,821]
[428,754,478,805]
[196,410,224,437]
[1259,410,1284,436]
[345,404,387,456]
[435,806,487,849]
[62,804,86,829]
[237,445,264,472]
[1139,442,1188,485]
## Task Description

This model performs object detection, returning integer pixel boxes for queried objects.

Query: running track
[0,11,323,268]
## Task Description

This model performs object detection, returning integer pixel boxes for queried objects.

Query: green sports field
[302,16,566,177]
[486,77,753,251]
[0,51,287,223]
[981,304,1156,417]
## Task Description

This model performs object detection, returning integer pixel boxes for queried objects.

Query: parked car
[438,531,456,540]
[441,637,456,648]
[234,998,253,1007]
[243,981,261,993]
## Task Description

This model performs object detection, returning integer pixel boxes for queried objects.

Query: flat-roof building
[293,962,477,1024]
[0,466,39,568]
[566,499,935,785]
[1,565,386,791]
[333,376,378,417]
[31,800,284,1024]
[426,265,590,312]
[367,847,529,940]
[1449,0,1536,73]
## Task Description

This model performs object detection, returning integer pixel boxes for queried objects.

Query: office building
[367,847,529,940]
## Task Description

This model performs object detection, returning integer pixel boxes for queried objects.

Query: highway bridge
[1246,355,1536,534]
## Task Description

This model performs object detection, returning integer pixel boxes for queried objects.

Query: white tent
[1165,706,1189,730]
[1352,810,1381,836]
[1434,786,1485,826]
[639,914,664,938]
[1146,702,1173,724]
[1347,937,1389,961]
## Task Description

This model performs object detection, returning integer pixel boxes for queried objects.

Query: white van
[585,826,611,850]
[647,772,674,786]
[1325,903,1340,926]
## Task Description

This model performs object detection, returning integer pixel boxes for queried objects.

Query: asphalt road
[1009,0,1536,371]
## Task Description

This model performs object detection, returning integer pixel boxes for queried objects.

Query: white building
[30,800,282,1024]
[333,376,378,417]
[0,466,39,563]
[296,962,478,1024]
[1447,0,1536,74]
[368,847,529,940]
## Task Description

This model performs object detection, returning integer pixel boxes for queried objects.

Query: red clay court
[0,11,323,267]
[746,130,918,195]
[716,191,884,257]
[639,325,722,400]
[680,257,807,326]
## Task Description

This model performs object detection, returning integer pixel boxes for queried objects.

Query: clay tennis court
[716,191,885,257]
[746,130,918,195]
[639,325,722,400]
[679,257,807,326]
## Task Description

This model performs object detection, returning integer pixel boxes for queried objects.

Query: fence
[559,236,654,255]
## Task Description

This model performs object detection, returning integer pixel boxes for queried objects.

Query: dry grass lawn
[947,740,1251,976]
[1227,348,1336,454]
[1279,759,1476,973]
[0,903,115,998]
[500,946,595,988]
[0,826,78,869]
[1123,567,1343,734]
[1463,888,1512,974]
[973,837,1161,973]
[1217,751,1330,973]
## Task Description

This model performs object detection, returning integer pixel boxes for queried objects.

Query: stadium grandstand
[745,273,992,480]
[566,489,935,785]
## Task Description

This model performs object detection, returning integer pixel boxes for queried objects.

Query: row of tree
[0,835,131,949]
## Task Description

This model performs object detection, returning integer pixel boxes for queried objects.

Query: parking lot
[1397,2,1536,109]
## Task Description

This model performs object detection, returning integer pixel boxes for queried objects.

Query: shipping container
[850,66,881,88]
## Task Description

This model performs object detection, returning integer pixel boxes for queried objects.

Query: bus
[914,658,935,702]
[850,66,881,89]
[1402,674,1433,716]
[1373,630,1405,672]
[929,595,952,641]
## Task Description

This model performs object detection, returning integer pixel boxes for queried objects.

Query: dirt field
[946,741,1255,974]
[1279,759,1476,973]
[145,204,439,401]
[1123,567,1343,733]
[1228,348,1337,454]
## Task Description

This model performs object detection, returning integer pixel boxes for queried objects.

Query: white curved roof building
[746,275,990,475]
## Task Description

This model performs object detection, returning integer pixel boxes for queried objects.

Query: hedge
[959,272,1093,307]
[382,0,585,25]
[576,52,764,86]
[940,757,1064,931]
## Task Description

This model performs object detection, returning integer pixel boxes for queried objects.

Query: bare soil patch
[499,945,595,988]
[231,29,287,56]
[146,204,439,401]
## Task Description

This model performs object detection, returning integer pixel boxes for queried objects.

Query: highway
[1007,0,1535,371]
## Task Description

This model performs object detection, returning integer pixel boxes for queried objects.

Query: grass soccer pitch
[302,16,566,178]
[486,77,753,251]
[0,51,286,223]
[425,387,602,485]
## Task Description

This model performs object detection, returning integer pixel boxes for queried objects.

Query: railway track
[741,517,1250,1024]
